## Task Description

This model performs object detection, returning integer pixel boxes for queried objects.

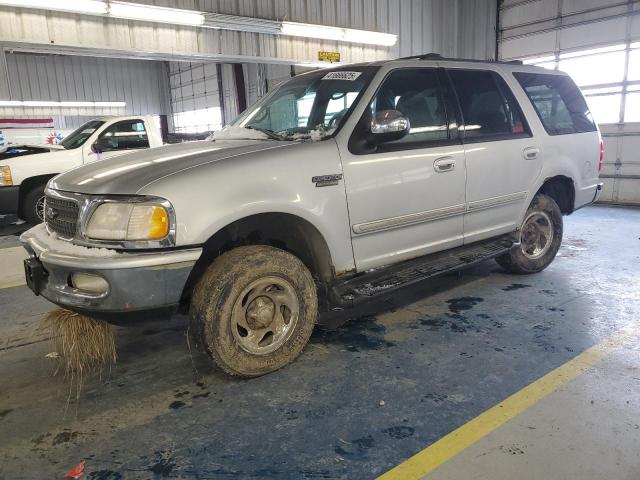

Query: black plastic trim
[0,185,19,214]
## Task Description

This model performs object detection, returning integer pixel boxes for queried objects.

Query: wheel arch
[535,175,575,214]
[18,174,57,217]
[180,212,335,307]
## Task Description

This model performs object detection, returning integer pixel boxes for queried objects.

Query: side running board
[330,235,516,307]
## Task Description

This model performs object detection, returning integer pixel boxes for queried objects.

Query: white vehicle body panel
[338,140,467,270]
[51,139,358,275]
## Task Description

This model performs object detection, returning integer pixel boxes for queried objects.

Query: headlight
[85,202,170,241]
[1,165,12,186]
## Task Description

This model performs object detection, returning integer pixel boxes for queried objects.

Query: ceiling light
[0,1,397,47]
[109,1,204,26]
[0,0,107,15]
[281,22,397,46]
[295,62,340,69]
[202,13,281,34]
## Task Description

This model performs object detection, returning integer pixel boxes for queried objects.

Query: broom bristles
[43,308,117,379]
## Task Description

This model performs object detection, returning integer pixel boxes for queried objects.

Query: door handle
[523,146,539,160]
[434,156,456,173]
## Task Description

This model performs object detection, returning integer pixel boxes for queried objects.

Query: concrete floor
[0,205,639,480]
[425,345,640,480]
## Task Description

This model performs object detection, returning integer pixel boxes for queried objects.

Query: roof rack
[396,53,524,66]
[398,53,444,60]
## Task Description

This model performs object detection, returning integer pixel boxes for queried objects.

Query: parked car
[0,115,162,223]
[20,55,603,377]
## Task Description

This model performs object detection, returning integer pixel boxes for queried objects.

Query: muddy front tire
[496,193,563,274]
[189,245,318,377]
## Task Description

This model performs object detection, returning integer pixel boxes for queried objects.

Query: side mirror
[370,110,410,143]
[91,137,112,154]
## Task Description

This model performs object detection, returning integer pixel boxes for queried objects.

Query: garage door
[498,0,640,205]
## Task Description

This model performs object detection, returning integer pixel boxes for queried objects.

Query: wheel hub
[245,296,275,329]
[36,196,46,221]
[231,276,301,355]
[520,211,554,260]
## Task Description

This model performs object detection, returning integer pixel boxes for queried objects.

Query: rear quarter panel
[500,65,601,219]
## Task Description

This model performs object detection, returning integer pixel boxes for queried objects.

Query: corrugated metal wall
[0,52,170,128]
[458,0,498,60]
[0,0,496,64]
[498,0,640,205]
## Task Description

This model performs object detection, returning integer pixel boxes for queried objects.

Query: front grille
[44,195,79,238]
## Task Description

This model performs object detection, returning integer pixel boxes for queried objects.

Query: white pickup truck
[0,115,162,223]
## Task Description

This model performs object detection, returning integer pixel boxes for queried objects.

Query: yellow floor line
[378,331,628,480]
[0,280,26,289]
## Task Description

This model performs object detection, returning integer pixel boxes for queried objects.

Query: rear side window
[513,72,596,135]
[447,69,529,141]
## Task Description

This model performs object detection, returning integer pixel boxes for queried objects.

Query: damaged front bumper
[20,228,202,321]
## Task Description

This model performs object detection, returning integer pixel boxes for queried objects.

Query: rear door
[446,67,541,243]
[339,67,467,271]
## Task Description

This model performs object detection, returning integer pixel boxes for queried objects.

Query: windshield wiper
[245,126,288,141]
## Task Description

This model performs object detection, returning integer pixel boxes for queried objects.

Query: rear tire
[22,184,46,224]
[496,193,563,274]
[189,245,318,377]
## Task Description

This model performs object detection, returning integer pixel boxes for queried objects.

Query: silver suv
[21,55,604,377]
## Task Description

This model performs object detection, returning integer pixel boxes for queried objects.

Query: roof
[322,54,563,75]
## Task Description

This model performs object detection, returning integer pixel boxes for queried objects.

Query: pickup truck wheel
[496,193,563,274]
[22,184,46,224]
[189,245,318,377]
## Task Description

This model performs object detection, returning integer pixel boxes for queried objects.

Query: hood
[0,143,63,157]
[49,139,294,195]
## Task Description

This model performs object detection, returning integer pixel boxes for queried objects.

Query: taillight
[598,139,604,172]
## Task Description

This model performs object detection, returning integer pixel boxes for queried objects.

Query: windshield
[231,67,378,140]
[60,120,105,149]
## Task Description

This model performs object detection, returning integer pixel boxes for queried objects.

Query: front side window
[99,120,149,150]
[513,72,596,135]
[233,67,377,139]
[448,69,529,140]
[60,120,105,150]
[370,68,449,146]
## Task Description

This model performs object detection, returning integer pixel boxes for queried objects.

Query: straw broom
[43,308,117,393]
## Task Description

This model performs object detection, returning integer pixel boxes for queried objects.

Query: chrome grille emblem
[46,206,58,219]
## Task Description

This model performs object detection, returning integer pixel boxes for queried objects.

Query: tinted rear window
[513,72,596,135]
[449,69,529,141]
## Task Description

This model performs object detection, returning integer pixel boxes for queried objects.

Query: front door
[339,67,467,271]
